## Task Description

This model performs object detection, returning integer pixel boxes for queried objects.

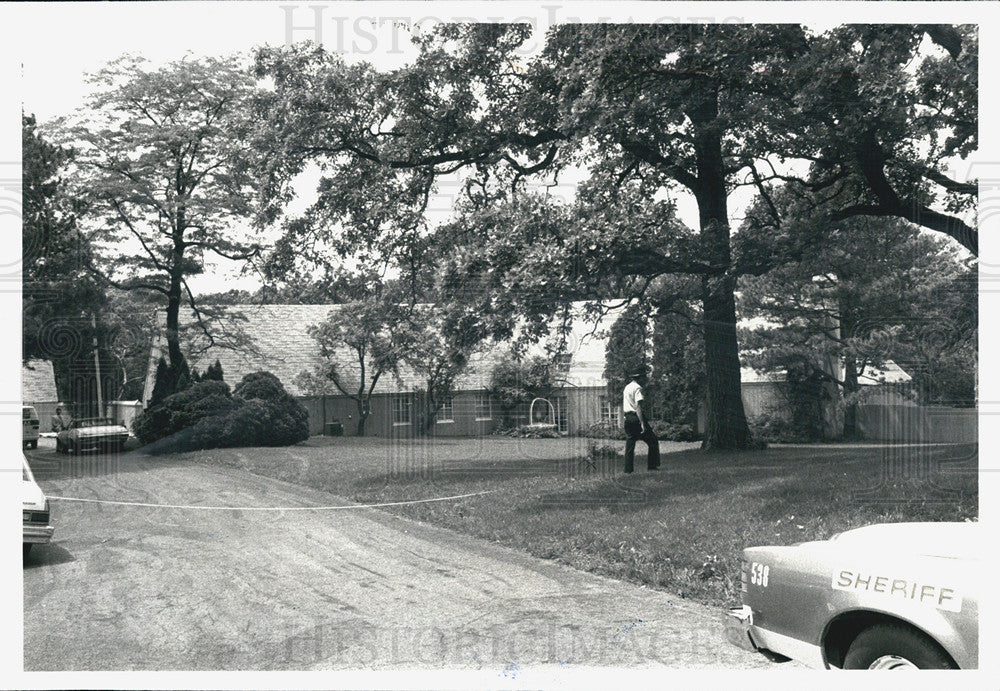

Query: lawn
[194,436,978,607]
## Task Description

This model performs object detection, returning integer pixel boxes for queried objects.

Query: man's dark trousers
[623,411,660,472]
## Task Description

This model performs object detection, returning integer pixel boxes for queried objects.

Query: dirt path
[24,447,789,671]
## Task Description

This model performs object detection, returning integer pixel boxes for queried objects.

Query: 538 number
[750,562,770,587]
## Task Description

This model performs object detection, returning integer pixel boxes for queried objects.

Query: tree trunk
[423,385,437,435]
[356,397,368,436]
[842,356,861,440]
[165,206,186,372]
[690,89,752,450]
[701,274,752,449]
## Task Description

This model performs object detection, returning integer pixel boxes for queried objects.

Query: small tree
[149,355,192,407]
[603,303,650,407]
[401,303,484,434]
[489,353,558,429]
[650,294,706,427]
[302,298,409,436]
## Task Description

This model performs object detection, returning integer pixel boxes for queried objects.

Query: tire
[23,543,32,559]
[56,438,64,454]
[843,623,957,670]
[30,440,37,449]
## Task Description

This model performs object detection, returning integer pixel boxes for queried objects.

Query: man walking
[622,367,660,473]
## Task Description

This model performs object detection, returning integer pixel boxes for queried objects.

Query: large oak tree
[254,23,976,449]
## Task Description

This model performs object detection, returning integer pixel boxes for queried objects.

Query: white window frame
[600,395,622,428]
[392,395,412,426]
[475,392,492,421]
[437,397,455,424]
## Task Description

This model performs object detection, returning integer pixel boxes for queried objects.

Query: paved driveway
[23,445,785,671]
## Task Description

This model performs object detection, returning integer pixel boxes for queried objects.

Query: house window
[392,396,412,425]
[600,395,621,428]
[437,397,454,423]
[475,392,492,420]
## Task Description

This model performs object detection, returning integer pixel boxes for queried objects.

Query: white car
[56,417,130,454]
[22,457,53,558]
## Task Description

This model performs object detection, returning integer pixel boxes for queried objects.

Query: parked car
[22,456,53,558]
[726,522,978,669]
[22,405,39,449]
[56,417,129,454]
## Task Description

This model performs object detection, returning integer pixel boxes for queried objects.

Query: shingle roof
[143,303,623,403]
[142,302,912,405]
[22,359,58,403]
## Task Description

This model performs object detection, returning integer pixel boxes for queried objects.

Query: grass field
[196,435,978,607]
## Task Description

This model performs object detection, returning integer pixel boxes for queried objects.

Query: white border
[3,3,997,690]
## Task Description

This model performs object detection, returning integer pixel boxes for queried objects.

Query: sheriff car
[725,521,978,670]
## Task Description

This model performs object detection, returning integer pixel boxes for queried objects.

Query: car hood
[22,479,46,510]
[822,522,980,560]
[74,425,127,434]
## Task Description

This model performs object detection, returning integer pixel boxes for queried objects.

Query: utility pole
[92,312,104,418]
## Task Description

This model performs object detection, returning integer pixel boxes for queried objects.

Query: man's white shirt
[623,380,644,415]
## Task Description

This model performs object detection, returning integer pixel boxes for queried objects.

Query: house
[142,303,624,437]
[22,359,59,432]
[142,302,919,440]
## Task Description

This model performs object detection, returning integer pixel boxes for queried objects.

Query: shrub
[149,354,193,407]
[581,420,701,442]
[582,421,626,440]
[135,371,310,451]
[133,380,235,444]
[748,412,799,444]
[232,371,310,446]
[234,371,287,403]
[650,421,701,442]
[515,423,561,438]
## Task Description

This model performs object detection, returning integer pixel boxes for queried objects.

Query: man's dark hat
[629,366,648,378]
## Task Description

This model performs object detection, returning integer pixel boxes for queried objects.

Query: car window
[77,418,111,427]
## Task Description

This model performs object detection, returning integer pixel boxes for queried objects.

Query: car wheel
[23,544,31,559]
[843,623,956,670]
[30,440,37,449]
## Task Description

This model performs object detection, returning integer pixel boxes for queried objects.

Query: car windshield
[76,418,113,428]
[22,458,34,483]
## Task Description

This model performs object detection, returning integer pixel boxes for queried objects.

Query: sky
[2,2,1000,687]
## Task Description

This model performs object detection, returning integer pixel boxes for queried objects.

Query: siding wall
[296,386,612,437]
[298,391,498,437]
[856,404,977,444]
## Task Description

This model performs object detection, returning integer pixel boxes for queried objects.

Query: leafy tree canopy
[254,23,977,448]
